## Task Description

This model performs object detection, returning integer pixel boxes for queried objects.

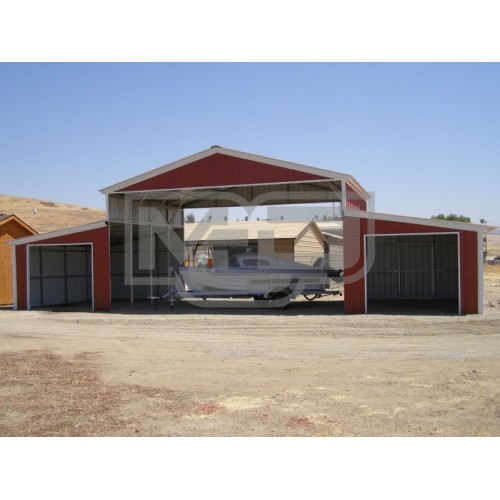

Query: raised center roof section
[100,146,369,200]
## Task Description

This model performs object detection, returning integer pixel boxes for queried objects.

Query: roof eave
[8,221,107,246]
[100,147,360,195]
[344,210,495,232]
[0,214,38,235]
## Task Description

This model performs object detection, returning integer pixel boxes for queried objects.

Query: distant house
[316,221,344,270]
[0,214,37,305]
[184,220,327,267]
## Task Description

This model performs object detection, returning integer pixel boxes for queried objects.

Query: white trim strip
[9,221,106,247]
[90,242,95,312]
[26,245,30,310]
[11,244,17,310]
[99,146,370,198]
[364,234,368,314]
[105,178,344,196]
[478,232,484,314]
[345,209,492,233]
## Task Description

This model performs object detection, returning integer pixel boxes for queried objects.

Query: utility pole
[480,219,488,264]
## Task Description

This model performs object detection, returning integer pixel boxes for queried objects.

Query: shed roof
[8,221,107,246]
[184,220,326,243]
[344,210,495,233]
[0,213,37,235]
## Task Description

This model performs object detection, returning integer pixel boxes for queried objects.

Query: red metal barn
[10,222,110,311]
[9,147,491,314]
[343,211,487,314]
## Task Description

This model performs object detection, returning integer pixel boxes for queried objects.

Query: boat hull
[179,267,329,296]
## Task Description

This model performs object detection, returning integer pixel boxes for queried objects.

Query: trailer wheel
[271,290,291,309]
[303,293,321,301]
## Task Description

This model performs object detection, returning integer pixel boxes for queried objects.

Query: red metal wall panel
[15,225,111,311]
[343,216,479,314]
[15,245,28,310]
[118,153,329,192]
[459,231,479,314]
[345,182,367,211]
[343,216,367,313]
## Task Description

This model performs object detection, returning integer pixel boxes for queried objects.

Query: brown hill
[0,194,106,234]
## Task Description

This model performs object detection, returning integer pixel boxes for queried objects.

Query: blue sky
[1,63,499,225]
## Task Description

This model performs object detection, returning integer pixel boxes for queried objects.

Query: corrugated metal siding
[366,234,458,300]
[117,153,329,192]
[180,182,342,209]
[343,217,367,313]
[29,246,92,308]
[459,231,479,314]
[15,225,110,311]
[345,182,367,211]
[343,215,480,314]
[109,195,183,226]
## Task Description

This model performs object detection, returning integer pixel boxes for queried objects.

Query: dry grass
[0,350,215,436]
[484,265,500,278]
[0,194,105,234]
[487,234,500,256]
[0,350,127,436]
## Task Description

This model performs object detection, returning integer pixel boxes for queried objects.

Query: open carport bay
[366,233,459,313]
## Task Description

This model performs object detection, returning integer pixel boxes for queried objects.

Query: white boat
[178,253,342,300]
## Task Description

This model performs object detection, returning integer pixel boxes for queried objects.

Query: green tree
[431,213,471,223]
[185,212,196,223]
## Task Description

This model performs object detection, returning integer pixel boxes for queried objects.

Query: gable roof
[184,220,326,244]
[100,146,369,201]
[0,213,37,235]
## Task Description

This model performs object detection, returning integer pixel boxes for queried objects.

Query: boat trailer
[152,271,343,310]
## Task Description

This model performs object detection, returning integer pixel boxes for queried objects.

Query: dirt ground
[1,260,499,437]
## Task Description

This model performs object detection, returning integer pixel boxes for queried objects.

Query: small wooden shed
[184,220,327,267]
[0,214,37,305]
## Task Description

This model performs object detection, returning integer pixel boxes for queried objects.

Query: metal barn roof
[101,147,370,209]
[344,210,494,233]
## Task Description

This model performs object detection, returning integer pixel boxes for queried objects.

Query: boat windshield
[242,258,271,267]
